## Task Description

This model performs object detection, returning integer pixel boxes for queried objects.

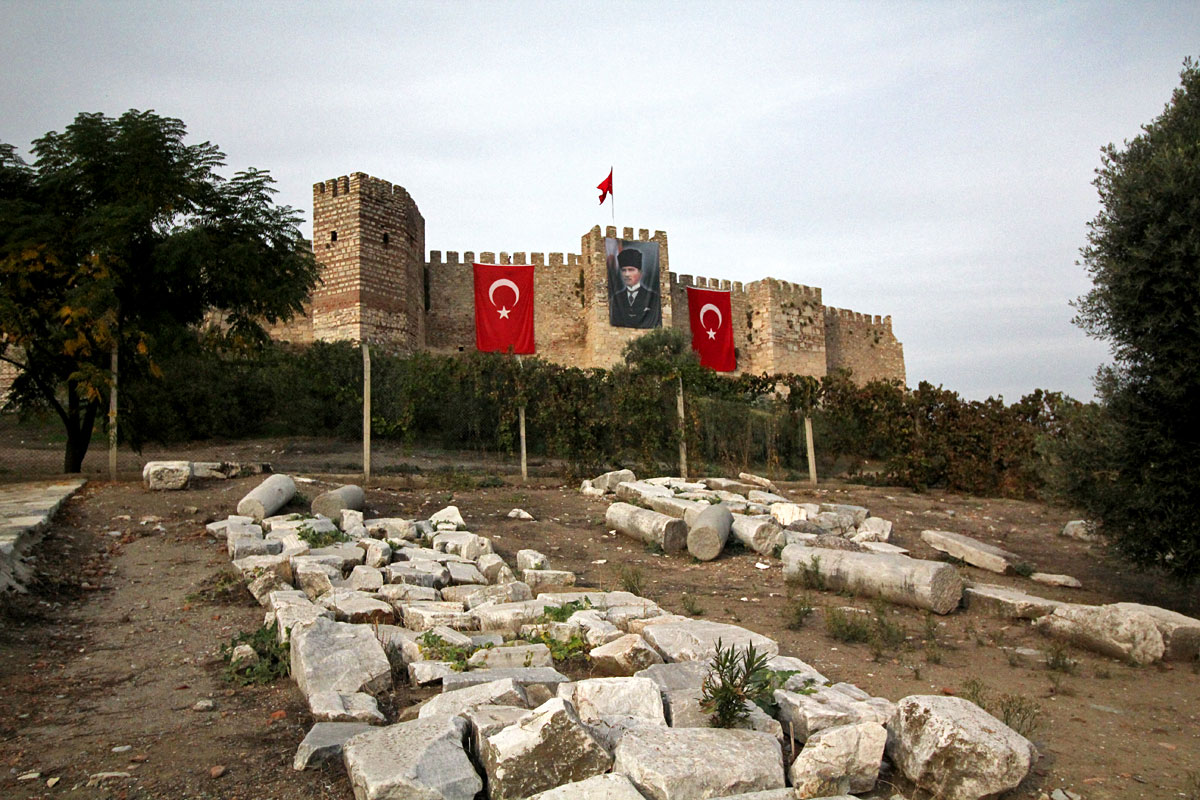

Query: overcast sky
[4,1,1197,401]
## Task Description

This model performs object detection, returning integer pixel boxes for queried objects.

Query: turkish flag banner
[597,168,613,204]
[473,263,535,354]
[687,286,736,371]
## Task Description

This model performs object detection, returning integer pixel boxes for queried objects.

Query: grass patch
[825,607,873,644]
[792,554,826,591]
[221,622,289,685]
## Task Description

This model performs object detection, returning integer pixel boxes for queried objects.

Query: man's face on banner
[620,264,642,288]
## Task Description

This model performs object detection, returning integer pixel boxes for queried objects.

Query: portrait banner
[686,286,736,371]
[606,237,662,328]
[473,263,534,354]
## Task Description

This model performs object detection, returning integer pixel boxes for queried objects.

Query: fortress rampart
[269,171,905,383]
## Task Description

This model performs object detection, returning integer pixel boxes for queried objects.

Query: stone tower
[310,173,426,349]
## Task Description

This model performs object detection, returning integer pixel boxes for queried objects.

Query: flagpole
[610,166,615,223]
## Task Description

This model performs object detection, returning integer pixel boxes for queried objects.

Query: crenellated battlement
[825,306,892,330]
[314,172,417,207]
[428,250,580,267]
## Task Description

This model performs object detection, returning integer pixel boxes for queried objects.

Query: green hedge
[119,338,1078,495]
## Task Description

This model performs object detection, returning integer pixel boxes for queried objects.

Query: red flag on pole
[473,263,535,354]
[597,168,613,204]
[687,286,736,371]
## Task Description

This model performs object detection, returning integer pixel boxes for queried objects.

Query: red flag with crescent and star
[686,286,735,371]
[473,263,535,354]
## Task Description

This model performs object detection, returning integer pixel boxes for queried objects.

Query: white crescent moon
[699,303,722,330]
[489,278,520,307]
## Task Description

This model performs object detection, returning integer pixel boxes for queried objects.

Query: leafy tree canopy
[0,110,317,471]
[1067,58,1200,581]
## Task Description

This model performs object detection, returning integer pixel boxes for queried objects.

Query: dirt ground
[1,437,1198,800]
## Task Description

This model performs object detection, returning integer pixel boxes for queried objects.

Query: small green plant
[994,693,1044,739]
[1005,648,1023,667]
[478,474,505,488]
[1094,665,1112,679]
[539,597,593,623]
[528,631,590,666]
[1012,562,1035,578]
[644,541,664,555]
[870,600,907,648]
[296,522,350,548]
[960,678,989,708]
[699,640,774,728]
[925,641,943,665]
[824,607,872,644]
[922,613,939,643]
[784,593,814,630]
[906,662,923,681]
[418,631,477,671]
[221,622,290,685]
[618,565,645,596]
[1044,641,1079,674]
[795,555,826,591]
[681,593,705,617]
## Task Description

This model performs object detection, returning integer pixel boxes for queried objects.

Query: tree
[0,110,317,472]
[1068,59,1200,581]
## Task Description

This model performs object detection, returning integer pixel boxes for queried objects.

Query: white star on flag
[706,329,716,339]
[497,306,511,319]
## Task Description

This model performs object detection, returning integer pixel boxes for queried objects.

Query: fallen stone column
[311,484,364,523]
[237,474,297,521]
[781,544,963,615]
[687,505,733,561]
[606,502,686,553]
[730,514,784,556]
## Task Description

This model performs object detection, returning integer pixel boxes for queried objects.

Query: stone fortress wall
[241,171,905,385]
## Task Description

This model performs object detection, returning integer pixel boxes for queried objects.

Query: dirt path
[1,469,1198,799]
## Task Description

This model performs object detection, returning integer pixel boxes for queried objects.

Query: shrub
[699,640,774,728]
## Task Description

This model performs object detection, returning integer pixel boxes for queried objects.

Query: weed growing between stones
[681,593,705,616]
[618,565,644,596]
[418,631,477,671]
[1012,562,1035,578]
[538,597,593,623]
[221,622,289,686]
[528,630,590,668]
[296,522,349,548]
[699,639,774,728]
[792,555,826,591]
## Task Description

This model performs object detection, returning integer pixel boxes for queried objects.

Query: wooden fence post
[362,343,371,483]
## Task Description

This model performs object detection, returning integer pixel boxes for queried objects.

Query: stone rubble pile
[204,474,1043,800]
[585,469,1200,665]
